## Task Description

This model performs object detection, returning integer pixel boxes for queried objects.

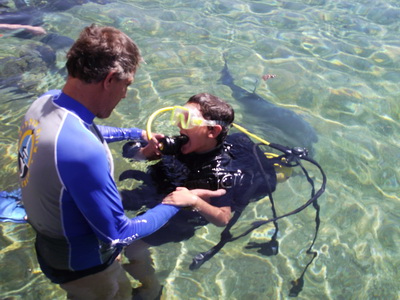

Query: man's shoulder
[57,117,103,163]
[24,90,61,116]
[39,89,62,99]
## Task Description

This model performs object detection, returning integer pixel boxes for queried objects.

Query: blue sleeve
[57,117,177,246]
[97,125,144,143]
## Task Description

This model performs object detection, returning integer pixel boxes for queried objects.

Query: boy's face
[178,103,219,154]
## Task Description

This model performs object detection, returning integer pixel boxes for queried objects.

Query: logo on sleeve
[18,119,40,187]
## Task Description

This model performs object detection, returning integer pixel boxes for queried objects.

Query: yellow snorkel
[146,106,175,140]
[146,106,189,155]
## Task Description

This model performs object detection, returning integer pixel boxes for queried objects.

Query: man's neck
[62,77,103,116]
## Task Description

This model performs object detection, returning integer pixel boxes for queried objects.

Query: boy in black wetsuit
[121,93,277,299]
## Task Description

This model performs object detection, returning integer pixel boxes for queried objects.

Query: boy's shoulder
[226,132,254,149]
[225,132,258,163]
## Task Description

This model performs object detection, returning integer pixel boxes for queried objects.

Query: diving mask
[170,106,224,129]
[146,105,226,155]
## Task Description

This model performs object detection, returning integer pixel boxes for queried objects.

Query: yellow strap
[231,123,271,146]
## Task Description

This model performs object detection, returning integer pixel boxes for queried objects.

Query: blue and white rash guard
[18,90,178,282]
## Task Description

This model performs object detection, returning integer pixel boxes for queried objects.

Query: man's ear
[208,125,223,138]
[103,71,117,90]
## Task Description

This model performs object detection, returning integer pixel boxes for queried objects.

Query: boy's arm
[192,199,232,227]
[162,188,233,227]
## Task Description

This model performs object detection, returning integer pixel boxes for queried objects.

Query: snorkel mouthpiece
[159,135,189,155]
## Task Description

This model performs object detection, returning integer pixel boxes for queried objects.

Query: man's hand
[162,187,226,207]
[140,133,164,160]
[188,187,226,203]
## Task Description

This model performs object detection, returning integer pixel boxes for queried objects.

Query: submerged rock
[0,40,55,94]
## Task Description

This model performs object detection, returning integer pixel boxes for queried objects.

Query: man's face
[98,73,134,118]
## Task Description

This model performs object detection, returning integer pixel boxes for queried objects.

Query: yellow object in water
[265,153,292,183]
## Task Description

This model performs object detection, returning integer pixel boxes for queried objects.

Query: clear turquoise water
[1,0,399,299]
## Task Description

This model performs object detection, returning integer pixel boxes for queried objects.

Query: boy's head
[178,93,234,154]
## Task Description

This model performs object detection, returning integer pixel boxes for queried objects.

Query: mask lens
[170,106,212,129]
[171,106,203,129]
[171,107,190,129]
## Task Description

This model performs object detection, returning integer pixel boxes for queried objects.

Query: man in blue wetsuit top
[17,24,224,299]
[120,93,277,298]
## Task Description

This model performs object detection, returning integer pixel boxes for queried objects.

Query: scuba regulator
[158,135,189,155]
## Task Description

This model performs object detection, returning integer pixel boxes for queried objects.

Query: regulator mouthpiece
[159,135,189,155]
